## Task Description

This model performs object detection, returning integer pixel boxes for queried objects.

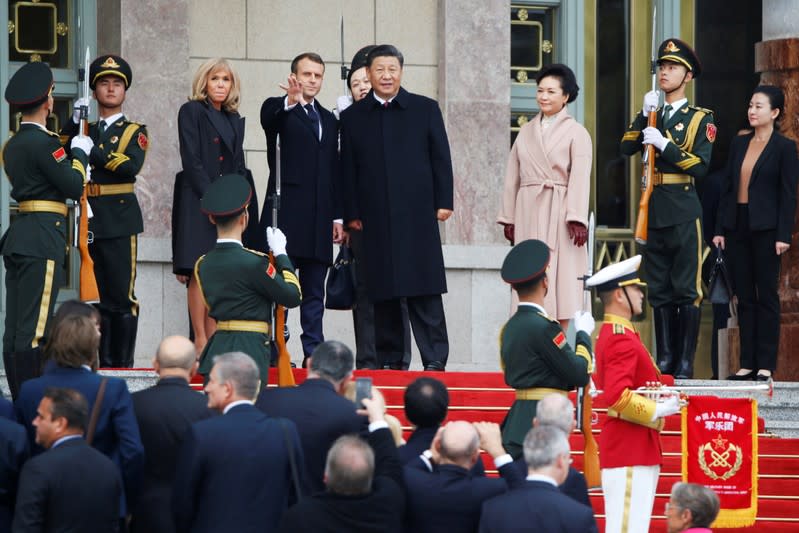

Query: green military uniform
[60,55,147,368]
[498,239,592,458]
[620,38,715,379]
[195,174,302,383]
[1,62,89,397]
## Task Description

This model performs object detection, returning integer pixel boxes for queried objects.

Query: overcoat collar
[292,99,329,143]
[202,99,243,154]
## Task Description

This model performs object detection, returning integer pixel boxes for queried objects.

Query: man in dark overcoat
[340,44,454,371]
[259,52,342,365]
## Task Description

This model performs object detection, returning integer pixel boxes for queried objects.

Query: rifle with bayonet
[76,46,99,302]
[634,6,658,245]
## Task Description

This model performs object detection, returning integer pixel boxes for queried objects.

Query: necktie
[383,101,390,109]
[663,104,673,124]
[304,104,320,140]
[98,120,107,136]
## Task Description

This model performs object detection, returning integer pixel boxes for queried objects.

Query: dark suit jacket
[340,88,454,300]
[512,457,590,507]
[0,417,28,531]
[716,131,799,243]
[172,403,305,533]
[255,378,364,493]
[259,96,339,263]
[399,426,486,476]
[278,427,405,533]
[130,377,213,533]
[0,395,14,420]
[13,437,121,533]
[479,479,597,533]
[403,458,525,533]
[172,99,260,273]
[15,365,144,516]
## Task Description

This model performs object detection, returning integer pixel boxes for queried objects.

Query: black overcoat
[258,97,340,264]
[172,99,260,274]
[340,88,454,301]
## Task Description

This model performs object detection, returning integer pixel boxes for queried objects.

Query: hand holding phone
[354,377,372,408]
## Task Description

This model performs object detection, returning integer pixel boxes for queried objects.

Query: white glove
[266,226,287,256]
[642,90,659,115]
[337,95,352,114]
[642,126,669,152]
[572,310,595,336]
[652,395,681,421]
[70,135,94,157]
[72,97,90,124]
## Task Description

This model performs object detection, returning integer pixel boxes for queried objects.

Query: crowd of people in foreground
[0,300,721,532]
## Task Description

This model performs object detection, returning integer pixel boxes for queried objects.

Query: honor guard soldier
[587,255,681,533]
[498,239,594,459]
[195,174,301,385]
[61,55,147,368]
[1,62,92,398]
[621,39,715,379]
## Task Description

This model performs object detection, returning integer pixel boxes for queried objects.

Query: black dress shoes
[755,373,772,381]
[727,370,756,380]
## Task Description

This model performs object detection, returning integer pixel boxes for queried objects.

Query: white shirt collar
[99,112,124,125]
[526,473,558,487]
[373,93,396,105]
[20,121,48,132]
[216,238,242,245]
[518,302,548,316]
[223,400,254,414]
[664,98,687,114]
[51,434,82,449]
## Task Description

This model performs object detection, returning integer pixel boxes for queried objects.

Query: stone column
[749,0,799,379]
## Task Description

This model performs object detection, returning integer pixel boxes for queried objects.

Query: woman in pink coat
[498,64,592,329]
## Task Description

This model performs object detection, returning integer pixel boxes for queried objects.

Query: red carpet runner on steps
[190,368,799,532]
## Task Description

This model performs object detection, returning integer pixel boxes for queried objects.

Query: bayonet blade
[587,212,595,277]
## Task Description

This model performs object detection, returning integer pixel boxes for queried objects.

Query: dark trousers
[290,256,327,357]
[645,218,703,308]
[727,205,781,371]
[374,294,448,369]
[90,235,139,315]
[349,229,411,369]
[3,254,62,353]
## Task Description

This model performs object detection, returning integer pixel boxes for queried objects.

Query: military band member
[1,62,92,398]
[62,55,147,368]
[620,38,715,379]
[194,174,301,384]
[498,239,594,459]
[587,255,681,533]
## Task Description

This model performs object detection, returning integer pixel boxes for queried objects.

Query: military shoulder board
[613,323,626,335]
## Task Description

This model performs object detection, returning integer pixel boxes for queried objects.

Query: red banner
[682,396,758,528]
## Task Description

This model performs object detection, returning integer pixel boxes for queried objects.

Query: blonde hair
[190,58,241,113]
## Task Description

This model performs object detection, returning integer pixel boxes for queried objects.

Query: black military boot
[112,313,138,368]
[653,306,677,375]
[674,305,701,379]
[99,309,114,368]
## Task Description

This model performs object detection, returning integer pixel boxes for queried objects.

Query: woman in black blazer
[172,58,258,354]
[713,85,798,380]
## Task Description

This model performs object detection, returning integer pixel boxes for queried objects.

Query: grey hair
[325,435,375,495]
[212,352,260,400]
[670,482,720,527]
[309,340,354,382]
[536,393,574,434]
[523,425,570,470]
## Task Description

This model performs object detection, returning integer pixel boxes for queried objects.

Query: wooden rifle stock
[581,387,601,488]
[271,252,295,387]
[77,119,99,302]
[634,110,658,245]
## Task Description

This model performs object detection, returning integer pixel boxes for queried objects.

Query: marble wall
[114,0,512,369]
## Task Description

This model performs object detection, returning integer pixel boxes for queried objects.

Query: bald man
[403,421,524,533]
[131,336,213,533]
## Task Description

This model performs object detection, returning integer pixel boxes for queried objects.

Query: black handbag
[708,246,733,305]
[325,245,356,310]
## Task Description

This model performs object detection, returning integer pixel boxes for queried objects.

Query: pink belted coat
[497,109,592,320]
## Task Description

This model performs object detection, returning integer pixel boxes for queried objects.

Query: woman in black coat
[172,58,259,353]
[713,85,798,380]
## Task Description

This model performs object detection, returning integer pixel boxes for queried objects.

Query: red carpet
[185,368,799,531]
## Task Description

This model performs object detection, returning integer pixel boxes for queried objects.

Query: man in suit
[13,387,121,532]
[666,482,720,533]
[260,52,342,366]
[173,352,305,533]
[256,340,363,493]
[498,239,594,458]
[404,421,524,533]
[194,174,301,384]
[621,39,715,378]
[0,413,28,531]
[131,335,213,533]
[340,44,453,371]
[278,392,404,532]
[479,425,598,533]
[587,256,681,533]
[61,55,147,368]
[2,61,91,398]
[511,393,591,506]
